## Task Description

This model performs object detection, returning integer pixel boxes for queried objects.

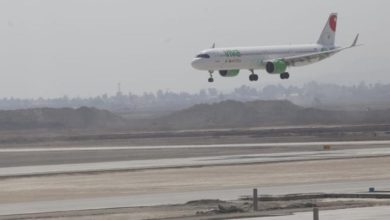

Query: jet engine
[266,60,287,74]
[219,70,240,77]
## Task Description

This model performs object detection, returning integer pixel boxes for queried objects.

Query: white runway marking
[0,140,389,152]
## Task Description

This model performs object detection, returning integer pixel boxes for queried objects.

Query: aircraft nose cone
[191,58,204,70]
[191,58,202,70]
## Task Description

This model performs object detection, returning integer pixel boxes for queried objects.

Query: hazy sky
[1,0,389,98]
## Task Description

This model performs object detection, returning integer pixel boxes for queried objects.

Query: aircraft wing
[280,34,360,67]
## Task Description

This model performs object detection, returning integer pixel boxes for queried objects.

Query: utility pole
[253,188,258,211]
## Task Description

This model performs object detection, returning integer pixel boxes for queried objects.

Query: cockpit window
[196,53,210,59]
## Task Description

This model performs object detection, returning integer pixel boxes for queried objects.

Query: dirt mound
[151,100,390,130]
[2,100,390,131]
[0,107,127,130]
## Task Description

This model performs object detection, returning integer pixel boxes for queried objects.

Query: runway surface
[1,140,390,217]
[1,146,390,177]
[1,140,389,168]
[234,206,390,220]
[1,179,389,216]
[2,140,390,152]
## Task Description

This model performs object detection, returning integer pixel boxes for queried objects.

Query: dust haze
[1,1,390,220]
[0,0,389,98]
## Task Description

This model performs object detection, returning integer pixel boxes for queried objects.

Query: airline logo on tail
[317,13,338,46]
[329,14,337,32]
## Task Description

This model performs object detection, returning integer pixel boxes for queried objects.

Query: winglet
[211,43,216,49]
[351,34,359,47]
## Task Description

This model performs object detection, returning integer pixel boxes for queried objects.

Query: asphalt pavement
[0,179,389,216]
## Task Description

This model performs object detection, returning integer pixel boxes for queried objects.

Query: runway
[1,139,390,217]
[0,139,390,169]
[1,179,389,216]
[2,140,390,152]
[1,146,390,177]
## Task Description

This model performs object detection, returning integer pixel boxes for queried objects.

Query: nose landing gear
[249,69,259,82]
[249,74,259,81]
[208,71,214,83]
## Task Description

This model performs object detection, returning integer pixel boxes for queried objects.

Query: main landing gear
[249,69,259,82]
[280,72,290,80]
[208,71,214,83]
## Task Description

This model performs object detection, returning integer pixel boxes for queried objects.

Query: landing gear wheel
[208,72,214,83]
[249,74,258,81]
[280,72,290,80]
[249,69,259,82]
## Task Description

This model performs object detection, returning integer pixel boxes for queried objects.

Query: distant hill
[151,100,390,130]
[1,100,390,131]
[0,107,127,130]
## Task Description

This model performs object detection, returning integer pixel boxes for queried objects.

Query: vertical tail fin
[317,13,337,46]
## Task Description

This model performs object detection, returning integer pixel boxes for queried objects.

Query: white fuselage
[191,44,336,72]
[191,13,359,83]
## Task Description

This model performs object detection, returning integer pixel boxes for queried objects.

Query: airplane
[191,13,360,83]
